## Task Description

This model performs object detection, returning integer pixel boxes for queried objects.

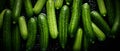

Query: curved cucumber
[18,16,28,40]
[26,18,37,50]
[46,0,58,39]
[73,28,83,51]
[97,0,107,16]
[68,0,82,37]
[55,0,63,9]
[92,23,106,41]
[0,9,6,29]
[12,24,21,51]
[91,11,110,36]
[82,3,95,41]
[38,13,49,51]
[59,5,69,48]
[3,9,12,51]
[23,0,33,17]
[33,0,46,15]
[12,0,22,24]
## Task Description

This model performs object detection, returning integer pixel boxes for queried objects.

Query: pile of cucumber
[0,0,120,51]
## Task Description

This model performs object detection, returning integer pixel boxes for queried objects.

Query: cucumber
[82,3,94,41]
[26,18,37,51]
[55,0,63,9]
[18,16,28,40]
[0,9,6,29]
[12,0,22,24]
[3,9,12,51]
[58,5,69,48]
[23,0,33,17]
[68,0,82,37]
[38,13,49,51]
[33,0,46,15]
[104,0,115,26]
[65,0,72,5]
[92,22,106,41]
[46,0,58,39]
[73,28,83,51]
[12,24,21,51]
[83,34,90,51]
[91,11,110,36]
[97,0,107,16]
[111,0,120,38]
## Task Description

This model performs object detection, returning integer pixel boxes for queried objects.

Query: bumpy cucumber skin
[12,24,21,51]
[3,9,12,51]
[46,0,58,39]
[97,0,107,17]
[82,3,95,41]
[59,5,69,48]
[24,0,33,17]
[33,0,46,15]
[91,11,110,36]
[73,28,83,51]
[68,0,82,38]
[0,9,6,29]
[92,23,106,41]
[26,18,37,51]
[38,13,49,50]
[12,0,22,23]
[18,16,28,40]
[55,0,63,9]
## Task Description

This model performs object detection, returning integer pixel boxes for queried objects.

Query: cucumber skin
[46,0,58,39]
[59,5,69,48]
[55,0,63,9]
[38,13,49,50]
[24,0,33,17]
[33,0,46,15]
[26,18,37,50]
[97,0,107,16]
[82,3,95,41]
[12,24,21,51]
[68,0,82,38]
[3,9,12,51]
[0,9,6,29]
[12,0,22,24]
[18,16,28,40]
[73,28,83,51]
[92,23,106,41]
[91,11,110,36]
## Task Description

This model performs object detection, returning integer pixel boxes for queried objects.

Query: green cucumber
[23,0,33,17]
[73,28,83,51]
[3,9,12,51]
[0,9,6,29]
[18,16,28,40]
[12,0,22,24]
[82,3,94,41]
[111,0,120,38]
[46,0,58,39]
[33,0,46,15]
[91,11,110,36]
[12,24,21,51]
[97,0,107,17]
[65,0,72,5]
[58,5,69,48]
[105,0,115,26]
[83,34,90,51]
[92,22,106,41]
[68,0,82,37]
[26,18,37,51]
[55,0,63,9]
[38,13,49,51]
